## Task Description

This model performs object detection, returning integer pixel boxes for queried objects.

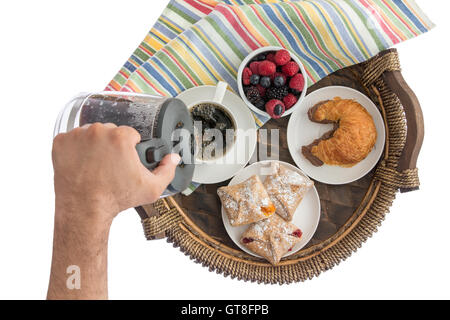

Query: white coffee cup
[189,81,238,165]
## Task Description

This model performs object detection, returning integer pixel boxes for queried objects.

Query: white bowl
[237,46,308,118]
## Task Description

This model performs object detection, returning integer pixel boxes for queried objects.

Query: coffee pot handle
[136,139,170,171]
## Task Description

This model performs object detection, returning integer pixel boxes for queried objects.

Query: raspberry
[242,237,254,244]
[292,229,303,238]
[266,52,276,62]
[242,67,252,85]
[283,93,298,109]
[265,99,286,119]
[282,61,299,77]
[274,49,291,66]
[258,60,276,76]
[249,61,260,74]
[289,73,305,92]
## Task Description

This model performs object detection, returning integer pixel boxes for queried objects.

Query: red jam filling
[242,237,254,244]
[292,229,303,238]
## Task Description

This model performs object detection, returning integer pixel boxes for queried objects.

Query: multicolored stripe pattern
[105,0,433,193]
[107,0,433,93]
[106,0,287,91]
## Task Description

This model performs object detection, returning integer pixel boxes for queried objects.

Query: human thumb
[151,153,181,193]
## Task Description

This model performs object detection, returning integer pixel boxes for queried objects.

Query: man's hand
[53,122,180,222]
[48,123,180,300]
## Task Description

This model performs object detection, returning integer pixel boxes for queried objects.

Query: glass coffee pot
[54,91,195,197]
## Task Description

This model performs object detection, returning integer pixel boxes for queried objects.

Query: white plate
[287,86,386,185]
[177,85,257,184]
[221,160,321,259]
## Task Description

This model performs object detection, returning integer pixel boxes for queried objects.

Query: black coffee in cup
[190,103,236,161]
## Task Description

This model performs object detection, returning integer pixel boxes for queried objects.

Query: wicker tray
[136,49,423,284]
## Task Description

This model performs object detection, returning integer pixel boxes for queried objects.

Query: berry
[249,61,260,74]
[242,237,254,244]
[274,72,286,82]
[256,84,266,97]
[274,49,291,66]
[273,75,286,88]
[260,76,271,88]
[282,61,300,77]
[291,89,301,95]
[270,72,285,83]
[244,86,260,103]
[274,105,284,116]
[266,86,289,101]
[265,99,286,119]
[266,52,276,62]
[289,73,305,92]
[258,60,276,76]
[242,67,252,85]
[250,74,260,85]
[255,53,266,61]
[283,93,298,109]
[254,98,266,110]
[292,229,303,238]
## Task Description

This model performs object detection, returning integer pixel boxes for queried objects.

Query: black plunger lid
[154,98,195,193]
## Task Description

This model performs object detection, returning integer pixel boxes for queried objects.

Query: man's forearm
[47,203,112,300]
[50,124,180,299]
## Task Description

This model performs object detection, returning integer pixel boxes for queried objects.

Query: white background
[0,0,448,300]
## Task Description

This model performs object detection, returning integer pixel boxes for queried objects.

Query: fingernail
[170,153,181,165]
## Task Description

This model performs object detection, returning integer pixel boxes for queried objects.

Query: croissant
[302,97,377,168]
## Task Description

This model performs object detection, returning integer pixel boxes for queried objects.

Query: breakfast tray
[135,48,423,284]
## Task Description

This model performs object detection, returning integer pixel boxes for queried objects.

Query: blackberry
[244,86,260,103]
[266,86,289,100]
[254,98,266,110]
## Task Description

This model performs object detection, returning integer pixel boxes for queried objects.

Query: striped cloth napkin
[106,0,433,193]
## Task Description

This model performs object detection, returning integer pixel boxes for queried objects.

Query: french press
[54,91,195,197]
